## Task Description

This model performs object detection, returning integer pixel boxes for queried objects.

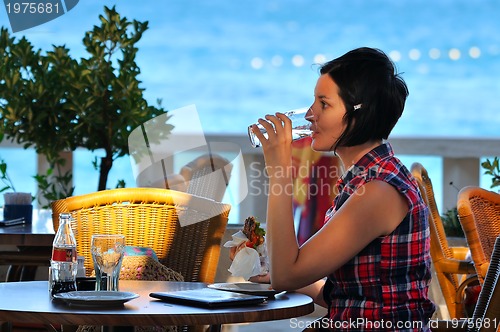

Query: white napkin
[225,230,269,280]
[228,247,261,280]
[223,230,247,248]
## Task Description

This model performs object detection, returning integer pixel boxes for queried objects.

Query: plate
[53,291,139,307]
[207,282,277,297]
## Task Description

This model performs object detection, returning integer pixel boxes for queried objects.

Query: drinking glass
[91,234,125,291]
[247,107,313,148]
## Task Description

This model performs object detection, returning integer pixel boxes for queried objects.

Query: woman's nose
[305,107,315,121]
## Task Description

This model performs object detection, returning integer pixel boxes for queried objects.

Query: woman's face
[307,74,347,151]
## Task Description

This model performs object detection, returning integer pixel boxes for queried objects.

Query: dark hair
[319,47,408,149]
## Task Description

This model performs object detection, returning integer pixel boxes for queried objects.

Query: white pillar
[238,153,268,223]
[442,157,479,212]
[36,152,73,208]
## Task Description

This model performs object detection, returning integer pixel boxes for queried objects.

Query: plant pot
[3,192,33,224]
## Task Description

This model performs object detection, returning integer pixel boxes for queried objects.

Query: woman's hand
[252,113,292,146]
[228,242,271,284]
[250,113,293,170]
[229,242,247,261]
[249,273,271,284]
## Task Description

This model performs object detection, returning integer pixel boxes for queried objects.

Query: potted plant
[0,159,33,223]
[441,206,465,240]
[440,157,500,245]
[0,6,167,204]
[0,159,15,194]
[481,157,500,190]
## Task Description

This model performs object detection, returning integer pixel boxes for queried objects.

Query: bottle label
[52,247,76,262]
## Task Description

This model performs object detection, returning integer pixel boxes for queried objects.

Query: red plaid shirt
[323,143,435,331]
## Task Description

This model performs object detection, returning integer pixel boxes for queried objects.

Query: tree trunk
[98,155,113,191]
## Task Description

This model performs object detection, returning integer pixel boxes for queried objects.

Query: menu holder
[150,287,267,308]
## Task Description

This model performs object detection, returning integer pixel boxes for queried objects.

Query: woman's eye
[321,101,328,109]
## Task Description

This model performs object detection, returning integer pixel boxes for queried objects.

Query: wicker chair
[51,187,231,284]
[432,235,500,332]
[457,186,500,285]
[137,153,232,202]
[411,163,477,319]
[180,153,232,202]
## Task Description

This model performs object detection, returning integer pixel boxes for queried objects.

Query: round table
[0,280,314,330]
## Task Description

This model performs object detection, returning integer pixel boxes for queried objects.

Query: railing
[1,135,499,222]
[208,134,500,220]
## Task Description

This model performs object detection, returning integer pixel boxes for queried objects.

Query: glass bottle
[50,213,77,298]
